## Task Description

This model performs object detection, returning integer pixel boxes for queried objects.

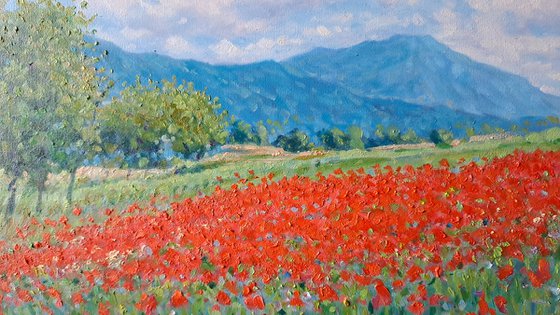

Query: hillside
[283,35,560,120]
[95,35,560,138]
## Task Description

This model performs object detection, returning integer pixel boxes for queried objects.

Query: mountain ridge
[283,34,560,120]
[94,35,560,138]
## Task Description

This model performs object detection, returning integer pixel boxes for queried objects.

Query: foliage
[99,78,228,167]
[0,0,105,214]
[273,129,314,152]
[318,128,350,150]
[318,126,365,151]
[255,121,270,145]
[368,125,422,147]
[228,120,259,144]
[430,129,454,147]
[347,125,365,150]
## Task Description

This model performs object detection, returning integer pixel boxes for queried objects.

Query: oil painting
[1,0,559,313]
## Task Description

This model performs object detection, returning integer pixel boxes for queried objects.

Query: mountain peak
[283,35,560,120]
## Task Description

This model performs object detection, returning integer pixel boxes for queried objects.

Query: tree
[0,0,104,214]
[100,78,228,167]
[255,121,269,145]
[229,120,258,144]
[430,129,454,148]
[400,129,421,144]
[347,126,365,150]
[318,128,350,150]
[273,129,313,153]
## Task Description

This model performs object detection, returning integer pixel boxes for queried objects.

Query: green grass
[0,128,559,239]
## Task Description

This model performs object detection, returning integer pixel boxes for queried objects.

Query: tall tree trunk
[35,179,46,214]
[66,167,77,206]
[6,177,18,216]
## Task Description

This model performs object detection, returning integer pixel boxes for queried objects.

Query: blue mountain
[283,35,560,120]
[95,35,560,138]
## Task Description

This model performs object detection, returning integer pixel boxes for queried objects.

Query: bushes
[272,129,314,152]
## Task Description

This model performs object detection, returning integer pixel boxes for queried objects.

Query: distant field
[0,128,559,236]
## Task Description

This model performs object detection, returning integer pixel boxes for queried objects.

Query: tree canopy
[100,78,228,167]
[0,0,105,214]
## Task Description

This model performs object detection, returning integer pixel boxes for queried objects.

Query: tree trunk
[66,168,77,206]
[6,177,18,216]
[35,179,46,214]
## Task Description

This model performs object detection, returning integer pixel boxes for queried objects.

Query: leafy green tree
[547,116,560,125]
[255,121,269,145]
[318,128,350,150]
[430,129,454,148]
[400,129,422,144]
[229,120,258,144]
[385,126,402,144]
[273,129,313,153]
[0,0,104,214]
[347,126,365,150]
[100,78,228,167]
[368,125,423,147]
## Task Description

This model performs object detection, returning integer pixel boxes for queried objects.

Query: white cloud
[211,39,243,60]
[540,85,560,95]
[432,1,560,95]
[164,36,197,58]
[209,36,304,63]
[317,25,332,37]
[412,13,425,26]
[551,73,560,81]
[433,8,459,38]
[121,27,152,40]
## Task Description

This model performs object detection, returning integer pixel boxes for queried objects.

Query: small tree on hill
[318,128,350,150]
[401,129,422,144]
[229,120,259,144]
[430,129,454,148]
[273,129,313,153]
[347,126,366,150]
[255,121,269,145]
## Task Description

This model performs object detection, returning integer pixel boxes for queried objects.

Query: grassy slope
[0,128,559,238]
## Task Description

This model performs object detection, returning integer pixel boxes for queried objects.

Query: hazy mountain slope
[283,35,560,120]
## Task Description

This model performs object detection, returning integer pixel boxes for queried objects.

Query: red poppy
[494,295,507,314]
[408,301,424,315]
[372,281,392,308]
[170,290,188,308]
[497,265,514,280]
[72,207,82,216]
[290,291,305,307]
[245,295,265,310]
[318,285,338,302]
[216,291,231,306]
[136,293,158,314]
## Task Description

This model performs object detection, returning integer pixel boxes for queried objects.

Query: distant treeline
[226,119,560,153]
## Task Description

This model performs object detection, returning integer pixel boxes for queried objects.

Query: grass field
[1,128,559,236]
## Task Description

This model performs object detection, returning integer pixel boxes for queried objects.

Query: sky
[26,0,560,95]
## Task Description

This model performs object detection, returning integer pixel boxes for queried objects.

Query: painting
[0,0,559,313]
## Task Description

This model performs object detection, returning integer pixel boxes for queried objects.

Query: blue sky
[22,0,560,95]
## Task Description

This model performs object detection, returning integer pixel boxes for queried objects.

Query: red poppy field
[1,149,559,314]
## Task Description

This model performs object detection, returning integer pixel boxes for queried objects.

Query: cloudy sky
[66,1,560,95]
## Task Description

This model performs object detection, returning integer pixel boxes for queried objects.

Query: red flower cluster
[0,150,558,310]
